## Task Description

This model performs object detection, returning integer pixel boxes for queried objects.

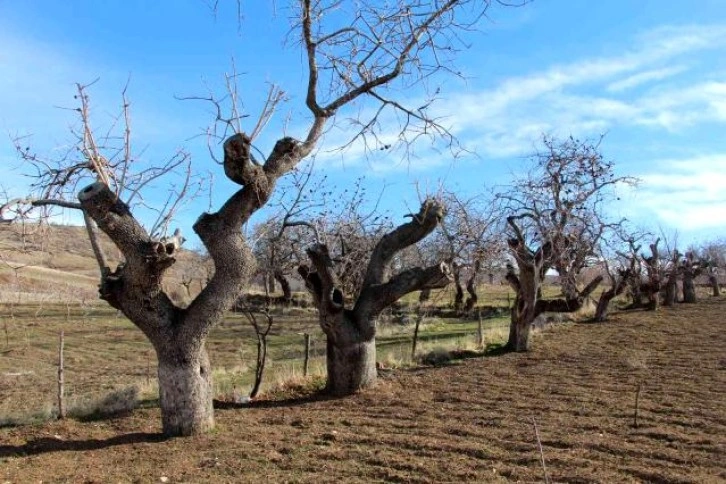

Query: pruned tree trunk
[324,325,377,395]
[507,270,538,352]
[681,253,702,304]
[663,249,681,307]
[300,200,450,395]
[464,260,480,314]
[663,278,678,306]
[709,272,721,296]
[453,266,464,313]
[274,270,292,304]
[594,269,630,322]
[267,272,276,294]
[682,271,697,303]
[157,345,214,436]
[642,239,662,311]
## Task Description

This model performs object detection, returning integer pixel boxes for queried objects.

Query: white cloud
[634,155,726,231]
[436,24,726,158]
[607,65,688,92]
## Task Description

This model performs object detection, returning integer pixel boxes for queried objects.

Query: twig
[532,417,549,484]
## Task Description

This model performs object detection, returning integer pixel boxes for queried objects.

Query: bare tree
[640,238,662,310]
[299,199,451,395]
[500,136,634,351]
[693,239,725,296]
[15,1,522,435]
[593,231,646,322]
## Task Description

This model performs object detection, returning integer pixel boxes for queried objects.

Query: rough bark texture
[157,346,214,436]
[464,260,480,314]
[663,250,681,307]
[274,270,292,303]
[682,272,697,303]
[594,269,630,322]
[681,254,702,304]
[642,240,662,311]
[709,272,721,296]
[453,266,464,313]
[301,200,450,395]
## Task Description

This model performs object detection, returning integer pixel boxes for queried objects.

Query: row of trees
[6,0,723,437]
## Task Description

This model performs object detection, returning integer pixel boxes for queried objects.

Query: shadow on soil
[0,432,166,458]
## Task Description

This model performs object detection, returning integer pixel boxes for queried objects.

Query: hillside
[0,223,208,304]
[1,297,724,482]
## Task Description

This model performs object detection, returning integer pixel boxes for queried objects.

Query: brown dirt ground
[2,298,725,483]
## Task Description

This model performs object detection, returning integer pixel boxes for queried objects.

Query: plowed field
[2,298,725,483]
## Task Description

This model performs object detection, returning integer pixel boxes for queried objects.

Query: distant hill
[0,222,208,305]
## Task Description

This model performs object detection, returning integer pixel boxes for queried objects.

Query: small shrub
[419,347,454,366]
[68,385,139,420]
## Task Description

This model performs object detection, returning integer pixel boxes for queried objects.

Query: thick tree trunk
[418,288,431,303]
[506,269,538,352]
[267,272,276,294]
[709,274,720,296]
[594,274,627,322]
[663,278,678,307]
[325,336,377,396]
[507,299,534,352]
[682,272,697,303]
[453,268,464,312]
[594,293,612,322]
[274,270,292,303]
[464,266,479,313]
[157,345,214,437]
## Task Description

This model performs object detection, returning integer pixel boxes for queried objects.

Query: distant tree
[15,0,522,435]
[693,239,726,296]
[500,136,635,351]
[437,192,502,314]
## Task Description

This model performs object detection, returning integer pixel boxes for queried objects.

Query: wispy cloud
[438,23,726,158]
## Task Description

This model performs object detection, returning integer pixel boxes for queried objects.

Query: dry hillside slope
[1,297,724,483]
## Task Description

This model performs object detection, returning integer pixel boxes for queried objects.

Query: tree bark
[157,345,214,436]
[324,325,377,395]
[594,271,629,322]
[682,272,697,303]
[274,270,292,303]
[464,260,480,314]
[453,266,464,312]
[663,278,678,306]
[709,273,721,296]
[505,262,538,352]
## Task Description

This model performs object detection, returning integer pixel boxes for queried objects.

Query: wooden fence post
[303,333,311,377]
[57,330,66,419]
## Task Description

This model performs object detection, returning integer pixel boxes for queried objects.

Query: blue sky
[1,0,725,248]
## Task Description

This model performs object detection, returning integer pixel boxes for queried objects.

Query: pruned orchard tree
[693,238,725,296]
[442,191,502,314]
[15,0,523,435]
[299,199,451,395]
[593,229,646,322]
[499,136,635,351]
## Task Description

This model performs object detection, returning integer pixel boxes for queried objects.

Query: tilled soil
[2,298,725,483]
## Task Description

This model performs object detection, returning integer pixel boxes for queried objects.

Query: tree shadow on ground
[214,389,340,410]
[0,432,165,458]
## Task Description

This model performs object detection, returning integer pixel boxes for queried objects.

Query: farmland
[1,295,724,482]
